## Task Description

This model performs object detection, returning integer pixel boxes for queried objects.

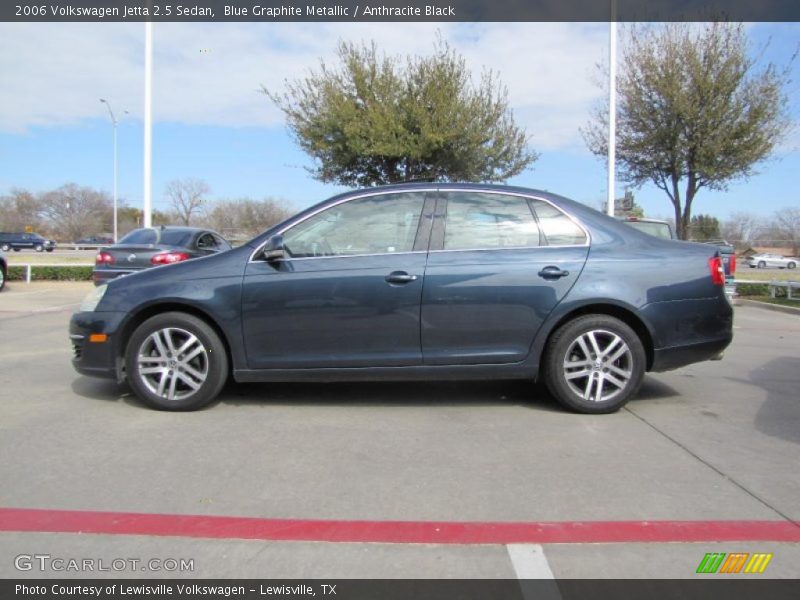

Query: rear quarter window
[530,200,587,246]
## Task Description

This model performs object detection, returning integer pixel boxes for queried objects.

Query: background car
[746,253,797,269]
[71,184,733,414]
[92,226,231,285]
[74,235,114,249]
[0,231,56,252]
[0,251,6,292]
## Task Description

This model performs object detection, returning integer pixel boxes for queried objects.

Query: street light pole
[100,98,126,242]
[607,0,618,217]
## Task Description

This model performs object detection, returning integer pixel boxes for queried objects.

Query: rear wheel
[788,262,796,270]
[34,244,44,252]
[125,312,228,411]
[543,315,645,414]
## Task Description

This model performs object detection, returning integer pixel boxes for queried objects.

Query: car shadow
[628,376,681,403]
[747,356,800,445]
[219,379,568,412]
[71,374,681,414]
[71,376,565,413]
[70,377,147,410]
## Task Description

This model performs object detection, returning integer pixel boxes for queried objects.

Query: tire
[542,314,646,414]
[0,267,5,292]
[0,244,9,252]
[758,261,766,268]
[788,262,796,270]
[125,312,228,411]
[34,244,44,252]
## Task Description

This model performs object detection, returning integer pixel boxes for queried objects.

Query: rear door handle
[385,271,418,284]
[538,266,570,280]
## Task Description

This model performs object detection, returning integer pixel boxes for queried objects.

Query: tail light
[151,251,190,265]
[96,251,115,265]
[729,254,736,275]
[708,256,725,286]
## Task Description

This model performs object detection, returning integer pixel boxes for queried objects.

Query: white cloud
[0,22,608,150]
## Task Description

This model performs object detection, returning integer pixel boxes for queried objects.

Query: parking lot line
[506,544,555,578]
[1,508,799,545]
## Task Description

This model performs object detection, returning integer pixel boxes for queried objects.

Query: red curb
[2,508,799,544]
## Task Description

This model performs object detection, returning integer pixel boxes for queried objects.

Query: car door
[421,191,589,365]
[241,191,433,369]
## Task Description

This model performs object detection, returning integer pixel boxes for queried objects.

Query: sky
[0,21,798,221]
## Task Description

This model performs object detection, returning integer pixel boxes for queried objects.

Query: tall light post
[607,0,618,217]
[143,20,153,228]
[99,98,128,242]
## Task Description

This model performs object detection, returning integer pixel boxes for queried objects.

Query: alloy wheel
[136,327,209,401]
[563,329,633,403]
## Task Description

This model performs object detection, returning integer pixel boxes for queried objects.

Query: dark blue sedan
[70,184,733,413]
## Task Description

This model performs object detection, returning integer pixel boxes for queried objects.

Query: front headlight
[80,284,107,312]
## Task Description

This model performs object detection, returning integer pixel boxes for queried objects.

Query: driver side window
[283,193,425,258]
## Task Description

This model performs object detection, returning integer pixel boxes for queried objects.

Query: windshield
[119,228,192,247]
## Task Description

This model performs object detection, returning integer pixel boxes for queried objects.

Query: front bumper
[70,311,128,379]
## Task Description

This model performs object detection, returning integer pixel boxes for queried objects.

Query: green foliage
[735,282,769,296]
[584,23,792,239]
[7,266,93,281]
[266,38,537,187]
[689,214,721,241]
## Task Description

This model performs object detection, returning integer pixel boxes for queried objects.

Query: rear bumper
[70,311,128,379]
[641,294,733,372]
[651,335,732,372]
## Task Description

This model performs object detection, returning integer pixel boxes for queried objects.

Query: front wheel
[788,262,796,270]
[0,267,5,292]
[543,315,646,414]
[125,312,228,411]
[34,244,44,252]
[0,244,9,252]
[758,261,766,268]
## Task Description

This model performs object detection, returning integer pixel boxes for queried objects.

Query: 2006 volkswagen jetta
[70,184,733,413]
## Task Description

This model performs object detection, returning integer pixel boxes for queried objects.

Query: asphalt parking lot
[0,281,798,579]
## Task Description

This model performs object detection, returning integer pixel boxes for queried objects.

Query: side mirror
[260,234,285,261]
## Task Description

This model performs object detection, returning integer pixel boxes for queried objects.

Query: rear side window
[443,192,542,250]
[530,200,587,246]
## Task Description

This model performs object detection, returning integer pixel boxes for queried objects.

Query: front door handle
[385,271,418,284]
[538,266,570,280]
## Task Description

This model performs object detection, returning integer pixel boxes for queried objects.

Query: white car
[747,253,798,269]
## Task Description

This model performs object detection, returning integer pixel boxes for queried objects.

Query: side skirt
[233,363,538,384]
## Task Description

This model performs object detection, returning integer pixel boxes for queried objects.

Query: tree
[720,211,762,248]
[266,38,536,187]
[688,214,721,241]
[583,23,792,239]
[38,184,112,241]
[0,189,44,232]
[165,178,210,225]
[774,208,800,256]
[203,198,292,239]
